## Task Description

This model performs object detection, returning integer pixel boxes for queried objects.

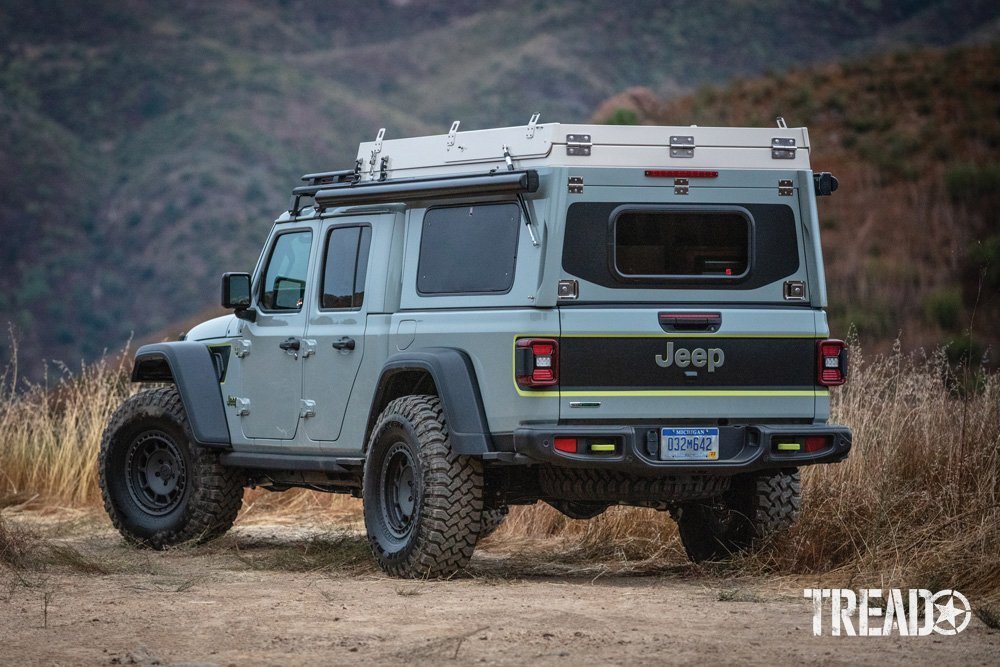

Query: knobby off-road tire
[363,395,484,578]
[479,505,509,540]
[99,387,244,549]
[674,469,801,563]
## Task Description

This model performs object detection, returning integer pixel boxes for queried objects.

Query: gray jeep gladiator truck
[99,119,851,577]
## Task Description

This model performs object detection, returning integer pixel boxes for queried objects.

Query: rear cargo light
[644,169,719,178]
[817,339,848,386]
[515,338,559,388]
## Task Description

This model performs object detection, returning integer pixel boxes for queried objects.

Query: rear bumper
[508,423,852,475]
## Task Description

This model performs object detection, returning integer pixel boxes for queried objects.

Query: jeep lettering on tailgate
[655,342,725,372]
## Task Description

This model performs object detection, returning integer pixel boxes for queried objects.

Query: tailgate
[557,307,820,421]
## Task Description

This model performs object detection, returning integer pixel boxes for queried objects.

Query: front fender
[131,342,231,448]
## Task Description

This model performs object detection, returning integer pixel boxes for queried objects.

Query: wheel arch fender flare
[366,348,493,455]
[131,342,231,448]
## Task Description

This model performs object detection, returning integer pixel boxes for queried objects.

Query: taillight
[817,339,848,386]
[515,338,559,388]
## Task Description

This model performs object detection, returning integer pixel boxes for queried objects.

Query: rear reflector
[589,443,616,453]
[554,437,577,453]
[644,169,719,178]
[804,436,829,453]
[776,442,801,452]
[817,339,848,386]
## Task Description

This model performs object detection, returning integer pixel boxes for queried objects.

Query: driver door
[238,227,316,440]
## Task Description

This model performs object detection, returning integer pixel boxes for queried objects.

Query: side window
[321,225,372,310]
[417,203,520,295]
[260,230,313,311]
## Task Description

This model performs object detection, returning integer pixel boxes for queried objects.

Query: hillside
[0,1,998,377]
[593,45,1000,363]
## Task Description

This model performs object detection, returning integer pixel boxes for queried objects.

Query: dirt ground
[2,514,998,666]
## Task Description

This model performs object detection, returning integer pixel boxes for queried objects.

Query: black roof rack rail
[300,169,358,187]
[313,170,539,210]
[290,167,360,215]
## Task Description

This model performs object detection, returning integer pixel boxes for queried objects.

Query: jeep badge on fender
[99,118,851,578]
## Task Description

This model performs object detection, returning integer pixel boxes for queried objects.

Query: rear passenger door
[302,219,375,443]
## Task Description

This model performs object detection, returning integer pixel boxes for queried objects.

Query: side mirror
[221,272,255,321]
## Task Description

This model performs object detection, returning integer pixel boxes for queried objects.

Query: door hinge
[233,339,251,358]
[568,176,584,193]
[771,137,796,159]
[566,134,592,156]
[447,120,460,147]
[778,179,794,196]
[670,135,695,158]
[300,399,317,419]
[674,178,689,195]
[229,396,250,417]
[300,339,317,358]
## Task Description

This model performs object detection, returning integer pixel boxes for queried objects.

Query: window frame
[415,201,522,297]
[608,204,755,283]
[318,222,373,312]
[257,228,315,313]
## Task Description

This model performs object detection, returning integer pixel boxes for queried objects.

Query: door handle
[279,337,301,351]
[332,337,356,351]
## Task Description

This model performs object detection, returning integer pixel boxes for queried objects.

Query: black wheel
[363,395,483,578]
[98,387,244,549]
[674,469,801,562]
[479,505,509,540]
[546,499,611,520]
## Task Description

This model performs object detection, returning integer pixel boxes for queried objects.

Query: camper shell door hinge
[778,179,794,196]
[566,134,592,156]
[670,135,695,158]
[568,176,584,194]
[772,137,796,159]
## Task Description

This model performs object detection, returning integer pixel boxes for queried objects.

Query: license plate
[660,427,720,461]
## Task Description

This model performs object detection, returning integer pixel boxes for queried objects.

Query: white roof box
[354,119,811,181]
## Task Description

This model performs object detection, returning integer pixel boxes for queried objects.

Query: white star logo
[932,590,972,635]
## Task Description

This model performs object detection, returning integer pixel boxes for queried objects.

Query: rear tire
[675,469,800,562]
[479,505,509,540]
[363,395,484,578]
[98,387,244,549]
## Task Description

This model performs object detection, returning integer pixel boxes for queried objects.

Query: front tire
[98,387,244,549]
[675,469,801,562]
[363,395,483,578]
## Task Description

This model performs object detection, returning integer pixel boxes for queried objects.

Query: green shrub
[603,108,638,125]
[945,163,1000,204]
[924,289,963,330]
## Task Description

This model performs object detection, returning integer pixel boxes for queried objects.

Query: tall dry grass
[1,339,997,599]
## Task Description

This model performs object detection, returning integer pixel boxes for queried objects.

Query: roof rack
[290,168,539,216]
[290,168,360,215]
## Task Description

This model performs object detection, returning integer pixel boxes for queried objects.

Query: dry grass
[1,339,998,604]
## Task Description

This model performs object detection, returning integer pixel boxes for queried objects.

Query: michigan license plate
[660,427,720,461]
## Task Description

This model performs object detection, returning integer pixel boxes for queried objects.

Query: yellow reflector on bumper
[776,442,801,452]
[589,443,616,453]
